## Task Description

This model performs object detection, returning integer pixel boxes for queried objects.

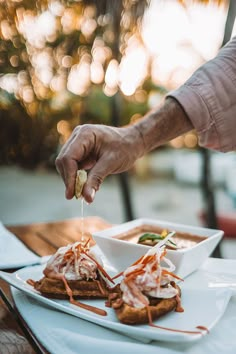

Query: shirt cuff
[167,84,221,151]
[167,37,236,153]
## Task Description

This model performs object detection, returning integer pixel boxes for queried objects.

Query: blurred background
[1,0,236,257]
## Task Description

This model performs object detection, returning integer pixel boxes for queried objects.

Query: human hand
[55,124,144,203]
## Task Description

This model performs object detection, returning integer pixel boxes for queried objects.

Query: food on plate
[115,225,207,250]
[107,234,184,325]
[75,169,87,199]
[28,239,116,316]
[33,239,114,298]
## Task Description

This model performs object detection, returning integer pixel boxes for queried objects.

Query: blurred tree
[0,0,153,167]
[0,0,228,168]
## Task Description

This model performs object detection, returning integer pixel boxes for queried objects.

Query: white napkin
[0,222,40,269]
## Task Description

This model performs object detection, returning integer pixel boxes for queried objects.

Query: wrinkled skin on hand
[56,99,192,203]
[55,124,144,203]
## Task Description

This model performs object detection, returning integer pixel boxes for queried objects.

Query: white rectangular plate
[0,263,233,343]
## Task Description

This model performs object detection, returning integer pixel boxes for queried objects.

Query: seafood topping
[120,232,183,309]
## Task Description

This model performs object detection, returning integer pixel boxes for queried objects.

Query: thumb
[82,159,110,203]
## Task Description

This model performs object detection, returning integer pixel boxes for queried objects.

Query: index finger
[56,145,92,200]
[63,158,79,199]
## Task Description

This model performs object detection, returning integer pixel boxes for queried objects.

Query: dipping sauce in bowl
[92,218,224,277]
[113,225,207,250]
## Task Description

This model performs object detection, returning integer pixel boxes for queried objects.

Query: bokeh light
[0,0,229,166]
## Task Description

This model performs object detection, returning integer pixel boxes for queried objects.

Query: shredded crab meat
[120,243,182,309]
[43,241,110,283]
[36,239,114,317]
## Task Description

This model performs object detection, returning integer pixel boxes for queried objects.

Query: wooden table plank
[7,216,112,256]
[6,225,57,256]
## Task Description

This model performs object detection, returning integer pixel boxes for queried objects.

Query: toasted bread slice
[34,275,110,299]
[108,282,181,325]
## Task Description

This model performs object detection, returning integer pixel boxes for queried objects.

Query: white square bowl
[92,218,224,278]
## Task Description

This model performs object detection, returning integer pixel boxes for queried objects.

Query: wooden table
[0,217,112,354]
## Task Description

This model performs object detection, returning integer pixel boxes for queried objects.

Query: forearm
[133,97,193,155]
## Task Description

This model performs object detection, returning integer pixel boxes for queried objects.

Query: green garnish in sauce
[138,231,178,249]
[138,233,164,242]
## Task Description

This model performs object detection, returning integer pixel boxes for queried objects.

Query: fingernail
[84,187,96,204]
[90,188,96,202]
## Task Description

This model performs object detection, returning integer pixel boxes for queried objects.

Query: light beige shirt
[168,36,236,152]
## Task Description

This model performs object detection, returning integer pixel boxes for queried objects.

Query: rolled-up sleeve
[168,36,236,152]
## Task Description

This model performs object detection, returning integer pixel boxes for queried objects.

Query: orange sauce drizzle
[196,325,209,333]
[26,279,35,286]
[175,294,184,313]
[61,276,107,316]
[146,307,208,335]
[96,280,105,295]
